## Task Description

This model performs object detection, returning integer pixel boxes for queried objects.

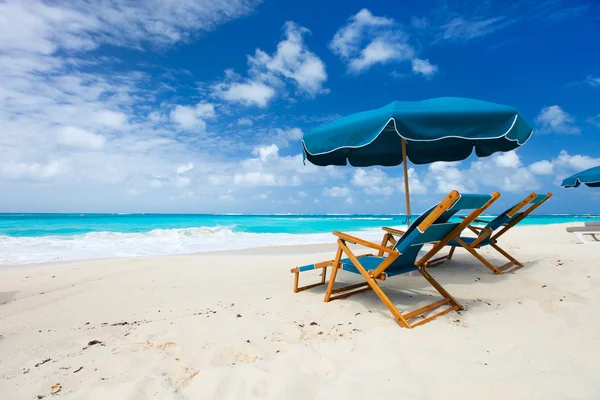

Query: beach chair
[425,192,552,274]
[566,225,600,243]
[290,191,500,328]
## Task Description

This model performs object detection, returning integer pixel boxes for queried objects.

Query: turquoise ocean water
[1,213,596,265]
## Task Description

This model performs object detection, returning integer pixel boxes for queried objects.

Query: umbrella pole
[401,138,411,226]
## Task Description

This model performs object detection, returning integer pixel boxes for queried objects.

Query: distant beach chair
[566,225,600,243]
[425,192,552,274]
[290,191,500,328]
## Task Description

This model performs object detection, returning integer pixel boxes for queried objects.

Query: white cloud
[330,9,394,58]
[473,152,539,192]
[440,17,510,41]
[348,38,414,73]
[323,186,350,197]
[94,110,128,128]
[411,58,438,77]
[252,144,280,162]
[494,151,521,168]
[350,168,395,195]
[237,117,253,126]
[57,126,106,150]
[150,179,164,189]
[212,21,327,107]
[536,105,580,134]
[428,162,474,193]
[529,160,554,175]
[169,102,215,131]
[270,127,303,148]
[552,150,600,172]
[585,75,600,87]
[249,21,328,97]
[0,0,262,55]
[234,172,277,186]
[330,9,434,76]
[194,102,216,119]
[176,162,194,174]
[0,161,62,181]
[212,81,275,108]
[174,176,191,187]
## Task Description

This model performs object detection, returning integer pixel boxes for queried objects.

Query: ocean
[0,213,596,265]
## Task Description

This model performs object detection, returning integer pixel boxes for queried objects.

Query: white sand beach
[1,223,599,399]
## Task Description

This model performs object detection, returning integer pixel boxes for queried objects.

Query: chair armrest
[382,227,405,236]
[333,231,397,254]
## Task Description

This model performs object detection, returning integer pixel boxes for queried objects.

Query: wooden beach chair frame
[291,191,500,328]
[425,192,553,274]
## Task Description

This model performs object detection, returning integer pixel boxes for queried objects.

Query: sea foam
[0,225,397,265]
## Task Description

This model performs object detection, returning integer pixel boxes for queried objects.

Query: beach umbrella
[302,97,533,224]
[561,165,600,188]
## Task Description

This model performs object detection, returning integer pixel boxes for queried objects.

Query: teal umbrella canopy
[302,97,533,167]
[561,166,600,188]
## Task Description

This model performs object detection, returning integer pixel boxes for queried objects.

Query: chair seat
[448,236,493,247]
[340,256,418,277]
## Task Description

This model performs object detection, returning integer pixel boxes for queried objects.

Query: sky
[0,0,599,215]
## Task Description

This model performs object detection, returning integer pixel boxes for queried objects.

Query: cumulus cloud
[351,168,396,195]
[0,161,63,181]
[330,9,412,73]
[536,105,580,134]
[169,102,216,131]
[411,58,438,77]
[176,162,194,174]
[56,126,106,150]
[212,80,275,108]
[427,151,541,194]
[330,9,434,77]
[0,0,267,212]
[529,160,554,175]
[237,117,253,126]
[234,172,277,186]
[249,22,328,96]
[323,186,350,197]
[212,21,327,107]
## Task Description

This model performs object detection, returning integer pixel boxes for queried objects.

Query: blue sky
[0,0,599,214]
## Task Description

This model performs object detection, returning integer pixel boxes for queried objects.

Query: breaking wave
[0,225,395,265]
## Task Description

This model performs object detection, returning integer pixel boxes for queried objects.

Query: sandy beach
[1,223,599,399]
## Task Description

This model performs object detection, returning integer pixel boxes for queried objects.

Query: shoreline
[0,222,579,268]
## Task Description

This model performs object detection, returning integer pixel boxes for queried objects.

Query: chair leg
[490,243,524,273]
[448,246,456,260]
[418,267,463,311]
[454,238,502,275]
[324,247,343,302]
[426,246,456,268]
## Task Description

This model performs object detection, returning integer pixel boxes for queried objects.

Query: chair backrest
[489,192,552,240]
[387,191,500,270]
